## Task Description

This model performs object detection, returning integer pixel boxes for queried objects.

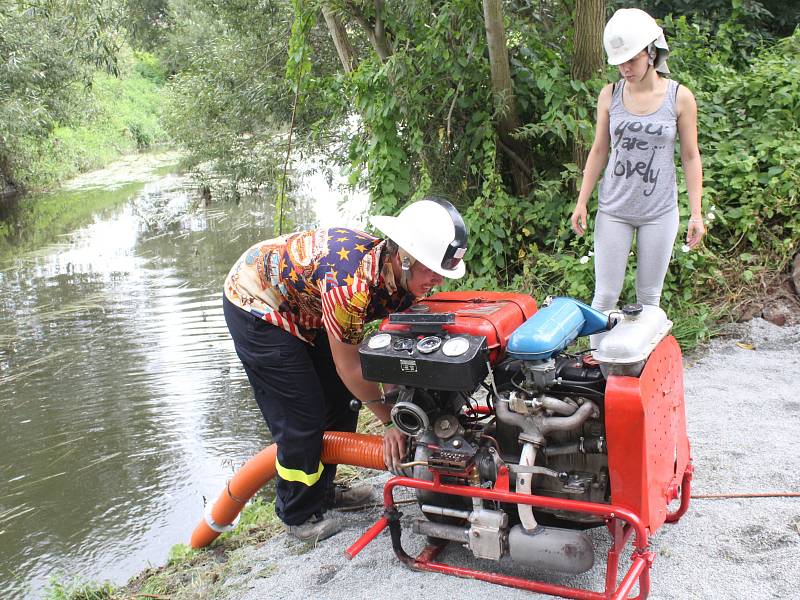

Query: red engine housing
[605,335,692,534]
[380,291,538,364]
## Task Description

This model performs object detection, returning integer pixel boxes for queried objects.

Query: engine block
[354,292,692,596]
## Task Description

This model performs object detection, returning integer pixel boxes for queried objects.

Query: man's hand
[383,427,407,473]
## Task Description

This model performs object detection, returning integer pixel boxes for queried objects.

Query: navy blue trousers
[223,295,357,525]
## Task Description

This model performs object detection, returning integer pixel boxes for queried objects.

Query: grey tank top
[599,78,679,219]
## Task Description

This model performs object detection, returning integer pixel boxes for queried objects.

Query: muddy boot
[285,513,342,543]
[325,483,376,510]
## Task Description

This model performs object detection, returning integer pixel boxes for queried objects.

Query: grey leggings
[591,208,680,312]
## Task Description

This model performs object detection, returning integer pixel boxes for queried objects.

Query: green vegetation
[43,579,116,600]
[7,50,168,190]
[1,0,120,189]
[152,1,798,347]
[0,1,169,191]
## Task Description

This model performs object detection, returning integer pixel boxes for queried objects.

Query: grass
[43,579,116,600]
[12,50,169,191]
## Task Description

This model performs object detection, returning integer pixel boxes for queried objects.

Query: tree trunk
[322,6,357,73]
[571,0,605,176]
[482,0,531,196]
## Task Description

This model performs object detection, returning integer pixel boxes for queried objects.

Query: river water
[0,153,368,599]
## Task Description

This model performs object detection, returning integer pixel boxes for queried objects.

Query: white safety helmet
[603,8,670,74]
[370,196,468,279]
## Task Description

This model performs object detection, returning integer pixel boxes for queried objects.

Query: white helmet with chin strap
[603,8,670,74]
[370,196,468,280]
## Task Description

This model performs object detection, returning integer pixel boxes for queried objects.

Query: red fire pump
[347,291,692,600]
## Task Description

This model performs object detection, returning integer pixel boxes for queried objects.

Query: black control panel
[359,331,489,391]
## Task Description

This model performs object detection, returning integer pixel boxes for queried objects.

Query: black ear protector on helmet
[424,195,468,271]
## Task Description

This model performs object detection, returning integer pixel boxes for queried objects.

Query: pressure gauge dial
[416,336,442,354]
[392,337,415,352]
[367,333,392,350]
[442,336,470,357]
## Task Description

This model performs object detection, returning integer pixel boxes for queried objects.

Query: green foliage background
[0,2,167,190]
[2,0,798,345]
[228,1,795,347]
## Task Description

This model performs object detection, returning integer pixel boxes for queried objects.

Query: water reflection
[0,154,368,598]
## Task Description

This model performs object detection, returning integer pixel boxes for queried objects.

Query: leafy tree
[121,0,172,51]
[0,0,123,188]
[161,0,342,199]
[163,0,799,333]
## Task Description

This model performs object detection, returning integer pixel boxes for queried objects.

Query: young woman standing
[571,8,705,331]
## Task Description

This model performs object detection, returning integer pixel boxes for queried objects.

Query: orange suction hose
[190,431,385,548]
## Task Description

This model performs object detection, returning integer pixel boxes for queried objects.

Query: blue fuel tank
[507,297,609,361]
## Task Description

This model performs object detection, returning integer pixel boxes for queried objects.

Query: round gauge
[392,337,415,352]
[442,337,470,357]
[416,336,442,354]
[367,333,392,350]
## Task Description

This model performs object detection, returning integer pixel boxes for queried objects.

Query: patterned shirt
[224,228,416,344]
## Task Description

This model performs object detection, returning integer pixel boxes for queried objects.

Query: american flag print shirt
[224,228,415,344]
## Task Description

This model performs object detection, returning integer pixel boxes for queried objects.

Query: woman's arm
[676,85,705,248]
[572,83,613,236]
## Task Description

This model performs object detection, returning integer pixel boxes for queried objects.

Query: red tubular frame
[347,467,693,600]
[665,464,694,523]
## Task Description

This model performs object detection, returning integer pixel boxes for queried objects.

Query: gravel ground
[211,318,800,600]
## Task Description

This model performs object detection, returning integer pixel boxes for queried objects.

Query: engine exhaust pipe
[508,525,594,574]
[412,519,470,544]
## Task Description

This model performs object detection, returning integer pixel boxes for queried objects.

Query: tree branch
[498,138,532,178]
[322,5,358,73]
[343,0,391,61]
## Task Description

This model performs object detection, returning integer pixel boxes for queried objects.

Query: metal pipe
[539,401,599,435]
[420,504,471,519]
[540,396,578,416]
[516,443,538,531]
[508,464,562,478]
[543,437,606,457]
[411,519,470,543]
[495,396,599,443]
[345,516,389,559]
[495,396,530,431]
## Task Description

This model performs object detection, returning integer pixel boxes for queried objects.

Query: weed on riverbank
[42,495,283,600]
[8,50,168,192]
